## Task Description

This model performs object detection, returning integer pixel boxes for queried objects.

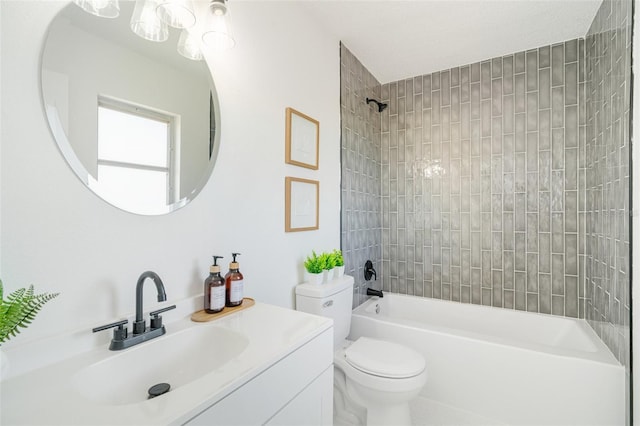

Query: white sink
[1,302,332,425]
[72,325,249,405]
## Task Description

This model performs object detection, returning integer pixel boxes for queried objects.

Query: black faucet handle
[149,305,176,329]
[149,305,176,318]
[364,260,377,281]
[92,319,128,341]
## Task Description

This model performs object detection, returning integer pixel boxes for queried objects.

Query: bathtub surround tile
[340,45,383,307]
[378,38,585,321]
[527,293,539,312]
[538,273,552,314]
[552,295,565,316]
[503,289,514,309]
[584,0,631,376]
[482,288,492,306]
[515,291,526,311]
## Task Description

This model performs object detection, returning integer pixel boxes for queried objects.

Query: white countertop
[0,302,332,425]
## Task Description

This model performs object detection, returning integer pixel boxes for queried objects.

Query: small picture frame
[285,177,319,232]
[285,107,319,170]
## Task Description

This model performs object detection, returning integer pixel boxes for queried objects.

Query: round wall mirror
[40,1,221,215]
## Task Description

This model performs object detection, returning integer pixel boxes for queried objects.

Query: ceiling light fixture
[201,0,235,51]
[73,0,235,61]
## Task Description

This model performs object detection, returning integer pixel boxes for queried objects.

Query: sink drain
[148,383,170,399]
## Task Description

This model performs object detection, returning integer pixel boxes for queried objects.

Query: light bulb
[209,0,227,16]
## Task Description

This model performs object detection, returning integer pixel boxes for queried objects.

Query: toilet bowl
[295,276,427,426]
[334,338,427,426]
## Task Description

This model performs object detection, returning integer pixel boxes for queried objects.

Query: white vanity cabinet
[184,327,333,426]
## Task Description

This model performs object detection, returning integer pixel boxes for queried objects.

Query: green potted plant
[304,251,324,285]
[331,249,345,278]
[0,280,59,345]
[321,251,336,283]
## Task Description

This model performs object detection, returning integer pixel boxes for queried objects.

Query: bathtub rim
[352,293,622,367]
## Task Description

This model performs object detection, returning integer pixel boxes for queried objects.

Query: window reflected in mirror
[92,99,177,215]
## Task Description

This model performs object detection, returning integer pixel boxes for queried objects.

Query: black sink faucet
[133,271,167,335]
[92,271,175,350]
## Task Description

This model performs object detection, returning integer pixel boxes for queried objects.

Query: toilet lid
[344,337,425,379]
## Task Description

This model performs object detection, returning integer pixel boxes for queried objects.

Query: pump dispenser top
[229,252,241,270]
[211,255,223,273]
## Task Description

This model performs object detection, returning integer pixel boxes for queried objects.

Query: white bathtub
[350,293,624,426]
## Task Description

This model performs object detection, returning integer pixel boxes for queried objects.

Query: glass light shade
[156,0,196,29]
[201,13,235,51]
[73,0,120,18]
[209,0,227,17]
[177,30,203,61]
[130,0,169,42]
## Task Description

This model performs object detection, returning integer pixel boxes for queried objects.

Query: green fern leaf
[0,280,59,345]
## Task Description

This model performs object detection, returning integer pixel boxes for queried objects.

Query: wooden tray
[190,298,255,322]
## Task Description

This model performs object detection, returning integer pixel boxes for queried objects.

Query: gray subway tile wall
[381,39,586,318]
[340,44,382,307]
[584,0,631,379]
[339,0,631,379]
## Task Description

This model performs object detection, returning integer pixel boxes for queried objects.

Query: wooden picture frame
[285,177,319,232]
[285,107,319,170]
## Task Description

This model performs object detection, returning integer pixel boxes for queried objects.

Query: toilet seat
[334,338,428,395]
[344,337,425,379]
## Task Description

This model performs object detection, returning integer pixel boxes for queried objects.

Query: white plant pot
[323,269,334,284]
[307,272,323,285]
[334,265,345,279]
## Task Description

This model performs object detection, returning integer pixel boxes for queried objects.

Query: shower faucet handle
[364,260,377,281]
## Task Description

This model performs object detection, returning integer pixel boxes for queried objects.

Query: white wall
[0,0,340,345]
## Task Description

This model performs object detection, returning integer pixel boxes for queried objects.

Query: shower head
[366,97,388,113]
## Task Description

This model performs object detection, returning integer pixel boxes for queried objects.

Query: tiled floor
[335,395,506,425]
[409,396,505,426]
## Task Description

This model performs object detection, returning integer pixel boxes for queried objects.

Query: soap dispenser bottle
[225,253,244,307]
[205,255,225,314]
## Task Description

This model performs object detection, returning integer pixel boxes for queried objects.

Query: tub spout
[366,288,384,298]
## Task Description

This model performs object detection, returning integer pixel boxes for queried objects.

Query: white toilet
[296,275,427,426]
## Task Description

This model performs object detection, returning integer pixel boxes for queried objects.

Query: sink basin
[72,324,249,406]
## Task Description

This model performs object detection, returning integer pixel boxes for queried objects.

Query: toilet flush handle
[323,300,333,308]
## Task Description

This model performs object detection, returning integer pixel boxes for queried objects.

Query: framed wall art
[285,176,319,232]
[285,107,319,170]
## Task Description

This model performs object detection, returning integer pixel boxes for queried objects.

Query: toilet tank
[295,275,354,348]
